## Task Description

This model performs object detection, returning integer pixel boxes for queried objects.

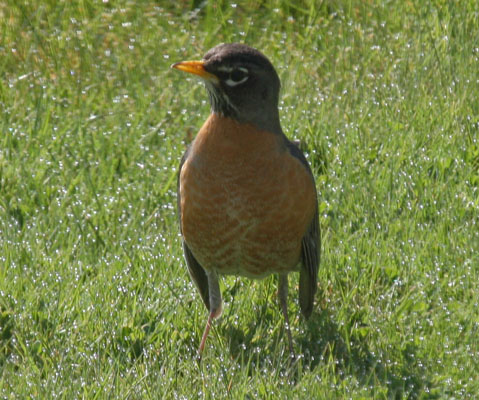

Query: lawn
[1,0,478,398]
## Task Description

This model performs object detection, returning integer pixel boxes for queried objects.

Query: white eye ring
[224,67,249,87]
[225,75,248,86]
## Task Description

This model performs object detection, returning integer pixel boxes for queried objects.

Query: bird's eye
[225,67,249,87]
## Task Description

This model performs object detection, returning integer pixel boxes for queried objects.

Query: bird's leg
[198,270,222,357]
[278,274,295,358]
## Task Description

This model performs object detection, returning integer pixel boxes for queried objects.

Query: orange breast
[180,114,316,278]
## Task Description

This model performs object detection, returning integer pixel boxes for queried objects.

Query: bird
[171,43,320,357]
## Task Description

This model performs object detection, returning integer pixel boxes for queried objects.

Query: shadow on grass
[301,309,438,399]
[221,297,436,399]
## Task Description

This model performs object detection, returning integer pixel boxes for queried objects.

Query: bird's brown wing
[285,139,320,319]
[299,206,320,318]
[178,149,210,311]
[182,240,210,310]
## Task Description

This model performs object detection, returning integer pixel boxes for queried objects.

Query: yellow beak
[171,60,219,84]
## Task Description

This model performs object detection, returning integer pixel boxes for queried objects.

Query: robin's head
[172,43,281,133]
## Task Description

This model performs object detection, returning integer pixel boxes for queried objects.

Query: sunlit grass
[1,0,478,398]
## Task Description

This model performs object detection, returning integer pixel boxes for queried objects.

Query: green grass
[1,0,478,398]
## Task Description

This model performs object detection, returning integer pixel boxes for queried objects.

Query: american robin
[172,43,320,357]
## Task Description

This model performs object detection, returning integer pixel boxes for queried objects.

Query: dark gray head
[172,43,282,133]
